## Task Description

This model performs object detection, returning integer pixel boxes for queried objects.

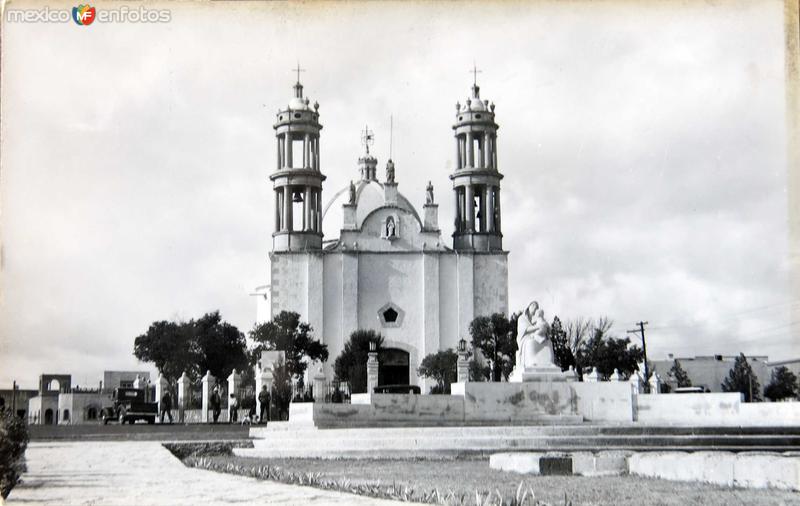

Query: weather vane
[470,62,482,86]
[361,125,374,154]
[293,62,306,83]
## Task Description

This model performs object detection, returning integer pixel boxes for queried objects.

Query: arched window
[48,379,61,392]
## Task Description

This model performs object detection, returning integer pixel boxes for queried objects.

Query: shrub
[0,410,29,499]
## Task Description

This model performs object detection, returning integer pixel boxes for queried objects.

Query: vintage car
[101,387,158,425]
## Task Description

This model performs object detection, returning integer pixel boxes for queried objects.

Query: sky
[0,1,794,388]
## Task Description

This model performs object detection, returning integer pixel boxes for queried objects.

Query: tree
[559,317,612,380]
[548,316,574,371]
[418,349,458,394]
[581,334,643,380]
[133,312,249,383]
[468,357,490,382]
[270,358,293,421]
[133,320,200,381]
[469,313,518,381]
[248,311,329,386]
[333,329,384,393]
[763,366,798,401]
[669,359,692,388]
[194,311,248,380]
[721,353,762,402]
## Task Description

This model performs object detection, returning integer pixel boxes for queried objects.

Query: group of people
[158,385,272,425]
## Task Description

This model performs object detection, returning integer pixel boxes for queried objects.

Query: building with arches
[262,78,509,391]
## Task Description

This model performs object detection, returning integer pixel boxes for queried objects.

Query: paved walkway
[6,442,407,505]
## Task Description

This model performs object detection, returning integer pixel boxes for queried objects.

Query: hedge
[0,409,29,499]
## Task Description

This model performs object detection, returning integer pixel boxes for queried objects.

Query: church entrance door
[378,348,409,386]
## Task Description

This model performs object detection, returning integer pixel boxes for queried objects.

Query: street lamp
[458,338,467,353]
[369,341,376,352]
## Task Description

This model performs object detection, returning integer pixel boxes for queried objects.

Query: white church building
[256,77,510,389]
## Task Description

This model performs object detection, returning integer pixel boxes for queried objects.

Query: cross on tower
[470,62,482,86]
[293,62,306,83]
[361,125,374,154]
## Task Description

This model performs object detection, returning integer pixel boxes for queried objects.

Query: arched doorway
[63,409,70,423]
[378,348,409,386]
[44,409,54,425]
[86,406,98,421]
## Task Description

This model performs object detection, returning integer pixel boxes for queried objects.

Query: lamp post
[367,341,379,394]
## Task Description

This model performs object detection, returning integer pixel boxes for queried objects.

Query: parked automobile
[101,387,157,424]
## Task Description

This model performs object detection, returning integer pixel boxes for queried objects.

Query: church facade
[263,78,509,389]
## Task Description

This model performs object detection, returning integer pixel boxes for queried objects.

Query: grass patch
[181,455,800,506]
[163,440,253,460]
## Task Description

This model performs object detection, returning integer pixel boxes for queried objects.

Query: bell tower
[271,67,325,252]
[450,70,503,251]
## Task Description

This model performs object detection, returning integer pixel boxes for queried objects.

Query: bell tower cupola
[450,68,503,251]
[271,66,325,252]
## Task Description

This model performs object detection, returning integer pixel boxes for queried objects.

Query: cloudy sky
[0,1,794,387]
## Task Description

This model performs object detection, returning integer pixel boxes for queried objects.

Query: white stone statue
[510,301,565,382]
[517,301,556,370]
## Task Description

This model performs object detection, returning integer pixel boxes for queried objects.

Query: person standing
[258,385,271,424]
[228,393,238,423]
[210,386,221,423]
[160,391,173,424]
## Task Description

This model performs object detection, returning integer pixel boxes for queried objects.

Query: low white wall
[636,393,742,425]
[573,382,633,423]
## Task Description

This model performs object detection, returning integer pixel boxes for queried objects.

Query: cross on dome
[361,125,375,155]
[470,62,482,87]
[293,62,306,84]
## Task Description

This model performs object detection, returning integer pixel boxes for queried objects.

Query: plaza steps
[233,424,800,459]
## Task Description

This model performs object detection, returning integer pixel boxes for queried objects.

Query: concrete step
[249,424,800,440]
[234,446,800,460]
[250,434,800,450]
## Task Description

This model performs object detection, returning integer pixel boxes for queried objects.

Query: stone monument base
[509,365,574,383]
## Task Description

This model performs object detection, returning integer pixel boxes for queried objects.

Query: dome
[463,97,487,112]
[322,179,422,235]
[288,96,310,111]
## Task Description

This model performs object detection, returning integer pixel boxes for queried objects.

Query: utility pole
[627,321,649,392]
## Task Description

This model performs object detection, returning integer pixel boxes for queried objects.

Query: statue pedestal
[510,366,573,383]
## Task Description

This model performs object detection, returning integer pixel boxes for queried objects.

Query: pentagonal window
[383,308,398,323]
[377,302,404,328]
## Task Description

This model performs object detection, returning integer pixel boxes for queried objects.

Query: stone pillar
[455,135,462,169]
[611,369,623,382]
[465,185,475,232]
[201,370,215,423]
[227,369,241,400]
[343,203,357,230]
[466,132,474,167]
[312,365,327,403]
[303,133,309,168]
[155,373,169,421]
[423,203,438,231]
[456,350,469,384]
[304,187,311,231]
[479,186,487,232]
[285,132,293,168]
[485,133,492,169]
[648,373,661,394]
[315,137,320,171]
[629,372,641,395]
[584,368,600,383]
[275,190,281,231]
[283,185,292,232]
[487,186,495,232]
[493,134,498,169]
[177,371,189,423]
[366,351,379,394]
[316,190,322,232]
[495,187,501,232]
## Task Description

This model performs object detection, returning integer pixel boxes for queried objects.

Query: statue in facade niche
[348,180,356,204]
[386,216,396,238]
[516,301,556,371]
[425,181,434,204]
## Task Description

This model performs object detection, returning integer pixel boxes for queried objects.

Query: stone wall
[573,382,633,422]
